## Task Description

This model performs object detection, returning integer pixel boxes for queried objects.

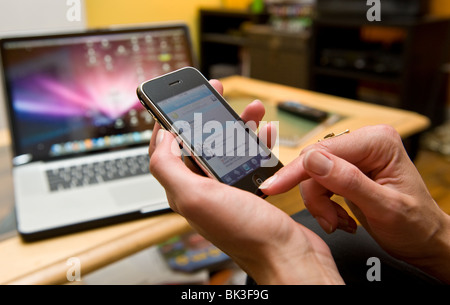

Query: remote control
[277,101,329,122]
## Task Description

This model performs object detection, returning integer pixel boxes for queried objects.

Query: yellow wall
[430,0,450,17]
[84,0,222,52]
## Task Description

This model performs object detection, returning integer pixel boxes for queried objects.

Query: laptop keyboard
[46,154,150,192]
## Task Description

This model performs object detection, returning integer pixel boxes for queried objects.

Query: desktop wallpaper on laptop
[1,27,192,163]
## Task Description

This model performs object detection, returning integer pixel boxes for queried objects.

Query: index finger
[260,125,402,195]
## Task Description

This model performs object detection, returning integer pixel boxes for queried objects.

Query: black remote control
[277,101,329,122]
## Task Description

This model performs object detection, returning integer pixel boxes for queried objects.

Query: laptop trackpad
[109,181,166,206]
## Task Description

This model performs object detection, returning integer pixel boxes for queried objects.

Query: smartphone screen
[159,83,277,185]
[138,67,283,195]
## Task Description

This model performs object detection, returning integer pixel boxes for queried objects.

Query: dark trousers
[247,209,443,285]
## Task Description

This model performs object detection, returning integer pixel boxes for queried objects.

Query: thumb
[302,149,391,219]
[149,130,198,196]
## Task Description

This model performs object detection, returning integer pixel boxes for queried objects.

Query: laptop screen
[0,24,195,164]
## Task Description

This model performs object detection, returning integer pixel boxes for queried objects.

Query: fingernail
[316,217,334,234]
[156,129,165,145]
[252,99,263,106]
[304,150,333,176]
[259,174,277,190]
[338,217,357,234]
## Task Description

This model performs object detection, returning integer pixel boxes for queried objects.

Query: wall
[430,0,450,17]
[0,0,86,37]
[84,0,222,53]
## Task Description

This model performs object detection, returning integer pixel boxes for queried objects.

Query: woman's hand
[260,125,450,283]
[147,80,344,284]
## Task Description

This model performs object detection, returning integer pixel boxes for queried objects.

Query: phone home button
[252,174,264,186]
[252,174,266,197]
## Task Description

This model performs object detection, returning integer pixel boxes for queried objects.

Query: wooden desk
[0,76,429,285]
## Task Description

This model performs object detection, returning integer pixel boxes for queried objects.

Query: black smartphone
[137,67,283,197]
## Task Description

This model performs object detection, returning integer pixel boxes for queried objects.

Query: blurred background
[0,0,449,285]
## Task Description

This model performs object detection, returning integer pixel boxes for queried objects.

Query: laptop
[0,23,196,241]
